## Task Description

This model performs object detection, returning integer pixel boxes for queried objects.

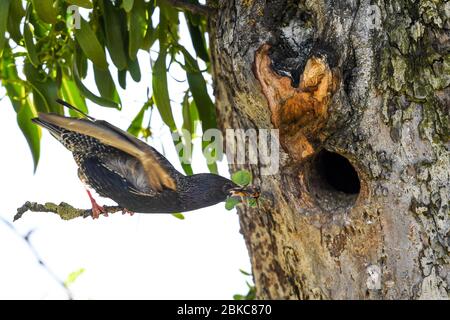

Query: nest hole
[306,150,361,212]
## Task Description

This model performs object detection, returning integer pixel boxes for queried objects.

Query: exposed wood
[254,44,339,160]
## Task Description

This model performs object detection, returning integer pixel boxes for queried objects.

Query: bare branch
[166,0,215,16]
[0,216,73,299]
[14,201,123,222]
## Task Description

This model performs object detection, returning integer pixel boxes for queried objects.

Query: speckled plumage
[32,110,241,213]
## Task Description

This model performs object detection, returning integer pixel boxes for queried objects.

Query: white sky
[0,13,252,300]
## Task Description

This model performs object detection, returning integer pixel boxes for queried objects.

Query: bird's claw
[91,203,107,219]
[121,208,135,216]
[86,189,108,219]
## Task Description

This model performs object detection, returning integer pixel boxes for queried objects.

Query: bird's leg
[121,208,135,216]
[86,189,107,219]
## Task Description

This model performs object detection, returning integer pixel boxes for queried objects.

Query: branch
[14,201,123,222]
[0,216,73,299]
[166,0,215,16]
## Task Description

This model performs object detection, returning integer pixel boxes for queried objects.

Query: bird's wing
[100,153,159,195]
[81,156,154,199]
[36,113,177,191]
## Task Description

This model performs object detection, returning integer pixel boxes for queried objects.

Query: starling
[32,100,259,218]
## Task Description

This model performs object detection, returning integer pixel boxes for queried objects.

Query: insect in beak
[230,186,261,199]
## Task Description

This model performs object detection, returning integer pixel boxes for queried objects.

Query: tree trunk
[209,0,450,299]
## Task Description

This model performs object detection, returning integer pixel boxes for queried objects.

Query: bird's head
[185,174,260,208]
[172,173,261,212]
[210,174,260,200]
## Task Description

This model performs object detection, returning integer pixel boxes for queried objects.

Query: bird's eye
[223,182,234,192]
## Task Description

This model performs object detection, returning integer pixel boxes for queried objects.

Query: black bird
[32,100,259,218]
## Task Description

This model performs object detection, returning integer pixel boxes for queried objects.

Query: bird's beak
[230,186,260,199]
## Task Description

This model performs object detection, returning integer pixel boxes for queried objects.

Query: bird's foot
[122,208,135,216]
[91,202,107,219]
[86,189,107,219]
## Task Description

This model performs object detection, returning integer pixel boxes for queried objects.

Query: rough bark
[209,0,450,299]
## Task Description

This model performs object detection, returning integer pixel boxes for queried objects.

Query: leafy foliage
[225,197,240,211]
[233,269,256,300]
[231,170,252,187]
[64,267,85,287]
[171,212,185,220]
[225,170,256,211]
[0,0,214,172]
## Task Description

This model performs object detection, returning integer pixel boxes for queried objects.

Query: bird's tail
[31,116,64,138]
[56,99,95,120]
[32,99,95,139]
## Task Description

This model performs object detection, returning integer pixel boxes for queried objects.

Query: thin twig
[0,216,74,300]
[14,201,124,221]
[166,0,215,16]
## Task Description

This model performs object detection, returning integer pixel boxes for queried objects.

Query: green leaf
[65,0,93,9]
[31,0,57,24]
[176,95,194,175]
[1,47,21,114]
[101,0,128,70]
[248,198,258,207]
[17,101,41,171]
[28,9,46,38]
[239,269,252,276]
[171,213,185,220]
[158,1,179,47]
[74,17,109,70]
[7,0,24,44]
[118,69,127,89]
[24,61,62,114]
[93,65,121,104]
[141,24,156,51]
[225,197,240,211]
[180,47,217,173]
[182,95,191,133]
[237,284,256,300]
[73,46,120,109]
[234,271,256,300]
[23,22,40,67]
[231,170,252,186]
[152,48,176,131]
[182,95,199,135]
[181,163,193,176]
[185,14,209,63]
[207,161,218,174]
[140,1,155,51]
[64,268,85,287]
[0,0,11,57]
[179,143,193,175]
[1,47,41,170]
[128,0,146,60]
[75,49,88,79]
[127,101,150,137]
[60,73,89,117]
[121,0,134,12]
[180,47,216,132]
[128,57,141,82]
